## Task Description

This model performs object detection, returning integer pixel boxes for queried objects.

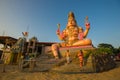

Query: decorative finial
[85,16,88,20]
[57,23,60,28]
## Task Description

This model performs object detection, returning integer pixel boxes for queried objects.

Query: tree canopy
[97,43,114,49]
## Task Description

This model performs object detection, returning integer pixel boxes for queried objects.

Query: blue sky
[0,0,120,48]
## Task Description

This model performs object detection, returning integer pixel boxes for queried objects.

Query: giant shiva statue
[51,12,92,59]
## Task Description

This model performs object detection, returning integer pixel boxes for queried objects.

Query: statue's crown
[68,12,74,18]
[68,11,76,21]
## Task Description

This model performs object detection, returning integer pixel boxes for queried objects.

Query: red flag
[22,32,28,36]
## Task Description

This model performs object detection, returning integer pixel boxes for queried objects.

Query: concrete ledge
[60,45,94,50]
[59,45,94,57]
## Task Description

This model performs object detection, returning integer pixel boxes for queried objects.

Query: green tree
[113,48,119,55]
[97,43,114,54]
[98,43,114,49]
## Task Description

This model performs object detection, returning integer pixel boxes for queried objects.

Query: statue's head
[67,12,77,27]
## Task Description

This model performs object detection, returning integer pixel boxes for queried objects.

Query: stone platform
[59,45,94,50]
[56,45,116,73]
[58,45,94,57]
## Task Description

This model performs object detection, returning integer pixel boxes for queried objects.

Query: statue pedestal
[59,45,94,57]
[60,45,94,50]
[57,45,115,73]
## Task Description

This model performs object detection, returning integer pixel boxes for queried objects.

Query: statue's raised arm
[56,24,67,41]
[83,16,90,38]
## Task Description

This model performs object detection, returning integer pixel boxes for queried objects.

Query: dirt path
[0,61,120,80]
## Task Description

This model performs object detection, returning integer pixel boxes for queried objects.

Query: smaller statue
[65,50,70,64]
[52,12,92,59]
[77,50,84,68]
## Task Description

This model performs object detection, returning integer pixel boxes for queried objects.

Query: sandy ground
[0,61,120,80]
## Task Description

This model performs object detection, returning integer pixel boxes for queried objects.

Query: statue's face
[67,19,76,27]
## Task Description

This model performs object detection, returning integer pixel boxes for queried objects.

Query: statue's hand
[60,31,65,39]
[56,29,60,35]
[85,23,90,29]
[56,24,60,35]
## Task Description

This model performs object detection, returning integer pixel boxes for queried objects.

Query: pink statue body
[52,12,92,59]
